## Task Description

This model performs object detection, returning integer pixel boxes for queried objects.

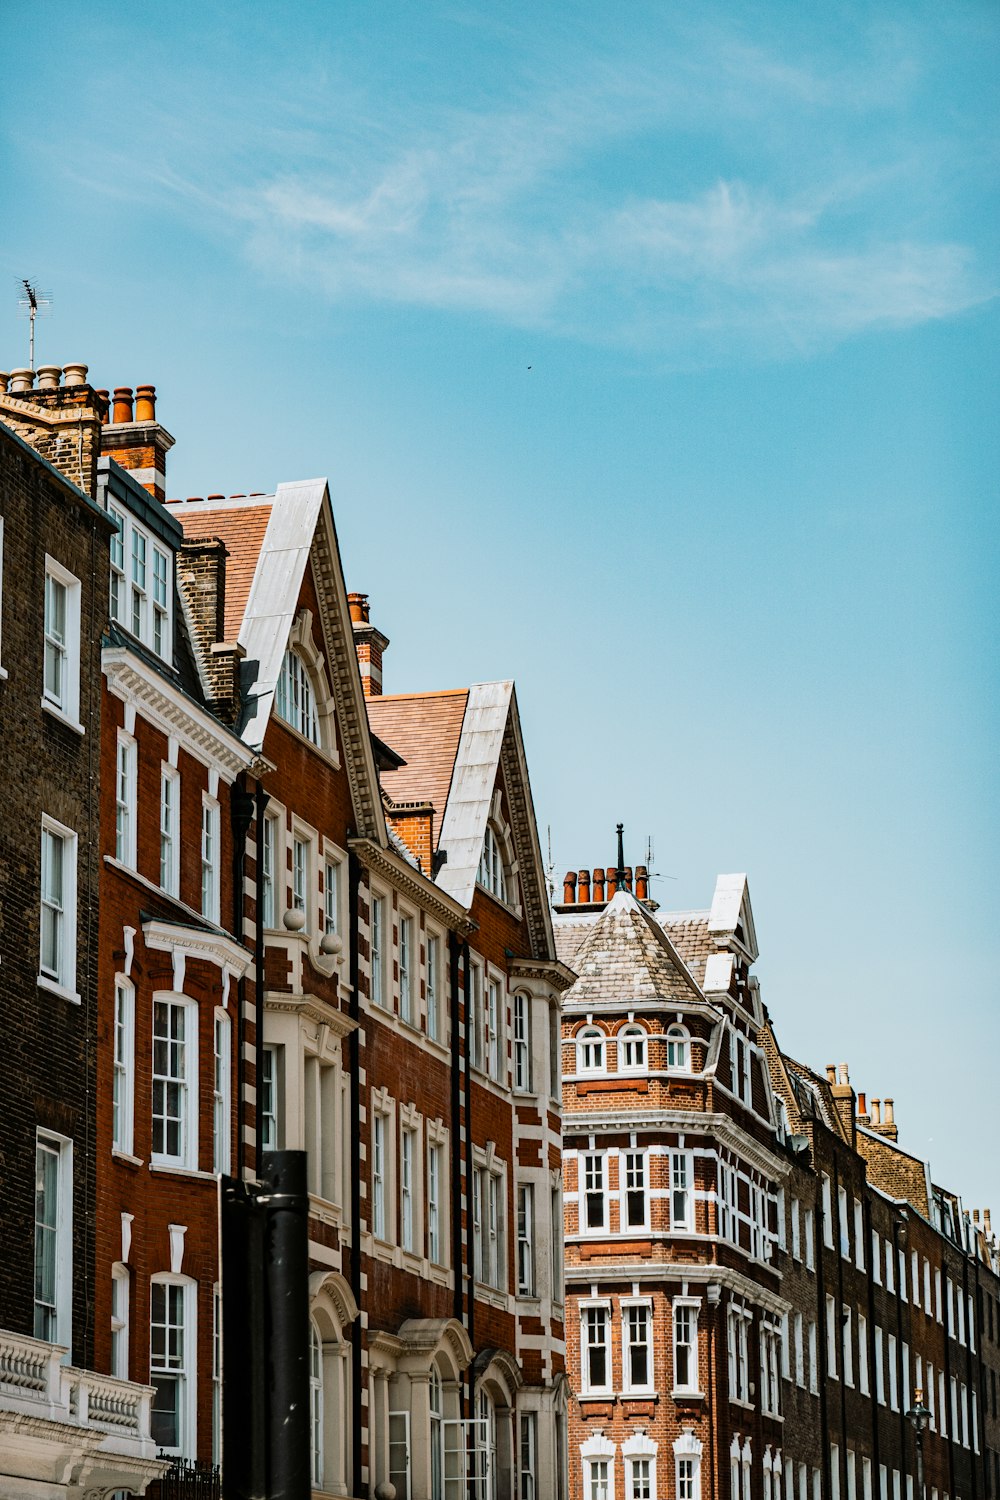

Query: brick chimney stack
[348,592,389,697]
[830,1061,856,1146]
[101,383,175,502]
[0,363,105,496]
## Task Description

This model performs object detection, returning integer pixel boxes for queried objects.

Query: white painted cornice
[349,836,476,936]
[103,647,256,779]
[143,919,251,985]
[564,1260,790,1317]
[562,1109,790,1180]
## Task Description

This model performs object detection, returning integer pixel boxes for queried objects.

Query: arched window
[275,650,319,743]
[667,1024,691,1072]
[577,1027,605,1074]
[619,1024,647,1072]
[478,825,508,902]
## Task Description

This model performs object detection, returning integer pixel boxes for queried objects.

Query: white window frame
[112,976,136,1155]
[485,972,502,1081]
[674,1434,703,1500]
[323,853,342,940]
[513,992,531,1091]
[581,1302,612,1395]
[291,831,312,928]
[622,1148,648,1231]
[577,1026,606,1074]
[399,913,414,1024]
[115,731,137,867]
[111,1262,130,1380]
[159,765,180,896]
[426,931,442,1043]
[673,1297,701,1394]
[201,794,220,924]
[372,1110,389,1241]
[108,508,173,660]
[261,812,279,929]
[622,1298,654,1394]
[478,822,508,902]
[581,1151,608,1234]
[33,1130,73,1345]
[150,1274,197,1458]
[276,649,319,744]
[151,994,199,1169]
[371,893,386,1008]
[39,815,78,1000]
[667,1023,691,1071]
[259,1044,280,1152]
[517,1182,535,1297]
[428,1141,443,1265]
[619,1023,647,1073]
[671,1150,694,1231]
[213,1008,232,1175]
[400,1123,417,1252]
[42,556,81,727]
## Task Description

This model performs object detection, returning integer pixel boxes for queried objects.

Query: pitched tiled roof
[365,690,469,848]
[561,889,704,1007]
[659,911,714,986]
[168,496,274,642]
[553,912,602,968]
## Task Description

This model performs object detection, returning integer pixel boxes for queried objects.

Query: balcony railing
[0,1326,156,1451]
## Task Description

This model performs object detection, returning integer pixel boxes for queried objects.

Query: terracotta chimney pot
[96,389,111,421]
[348,591,370,624]
[624,865,633,892]
[36,365,61,389]
[635,864,649,900]
[578,869,591,903]
[10,368,34,392]
[112,387,134,423]
[563,872,577,905]
[62,363,88,386]
[592,868,606,903]
[135,384,156,421]
[857,1092,867,1116]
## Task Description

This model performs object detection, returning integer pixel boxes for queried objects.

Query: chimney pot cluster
[104,384,158,424]
[559,862,653,906]
[0,363,90,395]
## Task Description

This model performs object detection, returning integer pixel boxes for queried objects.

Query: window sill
[149,1162,216,1181]
[41,699,85,736]
[672,1388,705,1400]
[37,974,81,1005]
[0,664,7,681]
[112,1149,144,1169]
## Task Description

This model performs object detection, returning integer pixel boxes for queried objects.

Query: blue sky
[2,2,997,1212]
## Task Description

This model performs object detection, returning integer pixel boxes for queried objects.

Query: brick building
[554,854,999,1500]
[167,487,571,1497]
[0,369,174,1496]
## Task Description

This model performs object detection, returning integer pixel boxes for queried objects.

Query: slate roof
[561,888,705,1008]
[365,689,469,844]
[659,911,714,986]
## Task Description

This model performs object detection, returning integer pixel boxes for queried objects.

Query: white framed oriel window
[152,996,198,1168]
[39,815,78,1000]
[42,556,82,726]
[33,1130,73,1345]
[149,1275,196,1456]
[112,977,136,1155]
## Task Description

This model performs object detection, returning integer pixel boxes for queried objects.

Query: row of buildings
[0,359,996,1500]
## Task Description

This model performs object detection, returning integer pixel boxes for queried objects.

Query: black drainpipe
[349,850,364,1499]
[962,1253,978,1500]
[833,1160,848,1500]
[231,776,256,1182]
[449,933,464,1331]
[463,939,475,1420]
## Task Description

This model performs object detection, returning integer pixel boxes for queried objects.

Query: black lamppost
[906,1389,931,1500]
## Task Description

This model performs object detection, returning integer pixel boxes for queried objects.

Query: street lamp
[906,1388,931,1500]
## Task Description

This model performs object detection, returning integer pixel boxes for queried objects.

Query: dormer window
[276,651,319,743]
[108,506,173,661]
[667,1024,691,1071]
[619,1025,647,1072]
[578,1027,606,1074]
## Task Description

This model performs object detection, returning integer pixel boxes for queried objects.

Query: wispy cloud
[47,5,999,360]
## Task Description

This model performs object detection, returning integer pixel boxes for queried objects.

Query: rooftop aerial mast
[18,279,50,369]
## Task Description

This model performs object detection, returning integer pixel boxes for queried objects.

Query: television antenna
[18,279,51,369]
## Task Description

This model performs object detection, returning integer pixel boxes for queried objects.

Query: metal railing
[145,1459,221,1500]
